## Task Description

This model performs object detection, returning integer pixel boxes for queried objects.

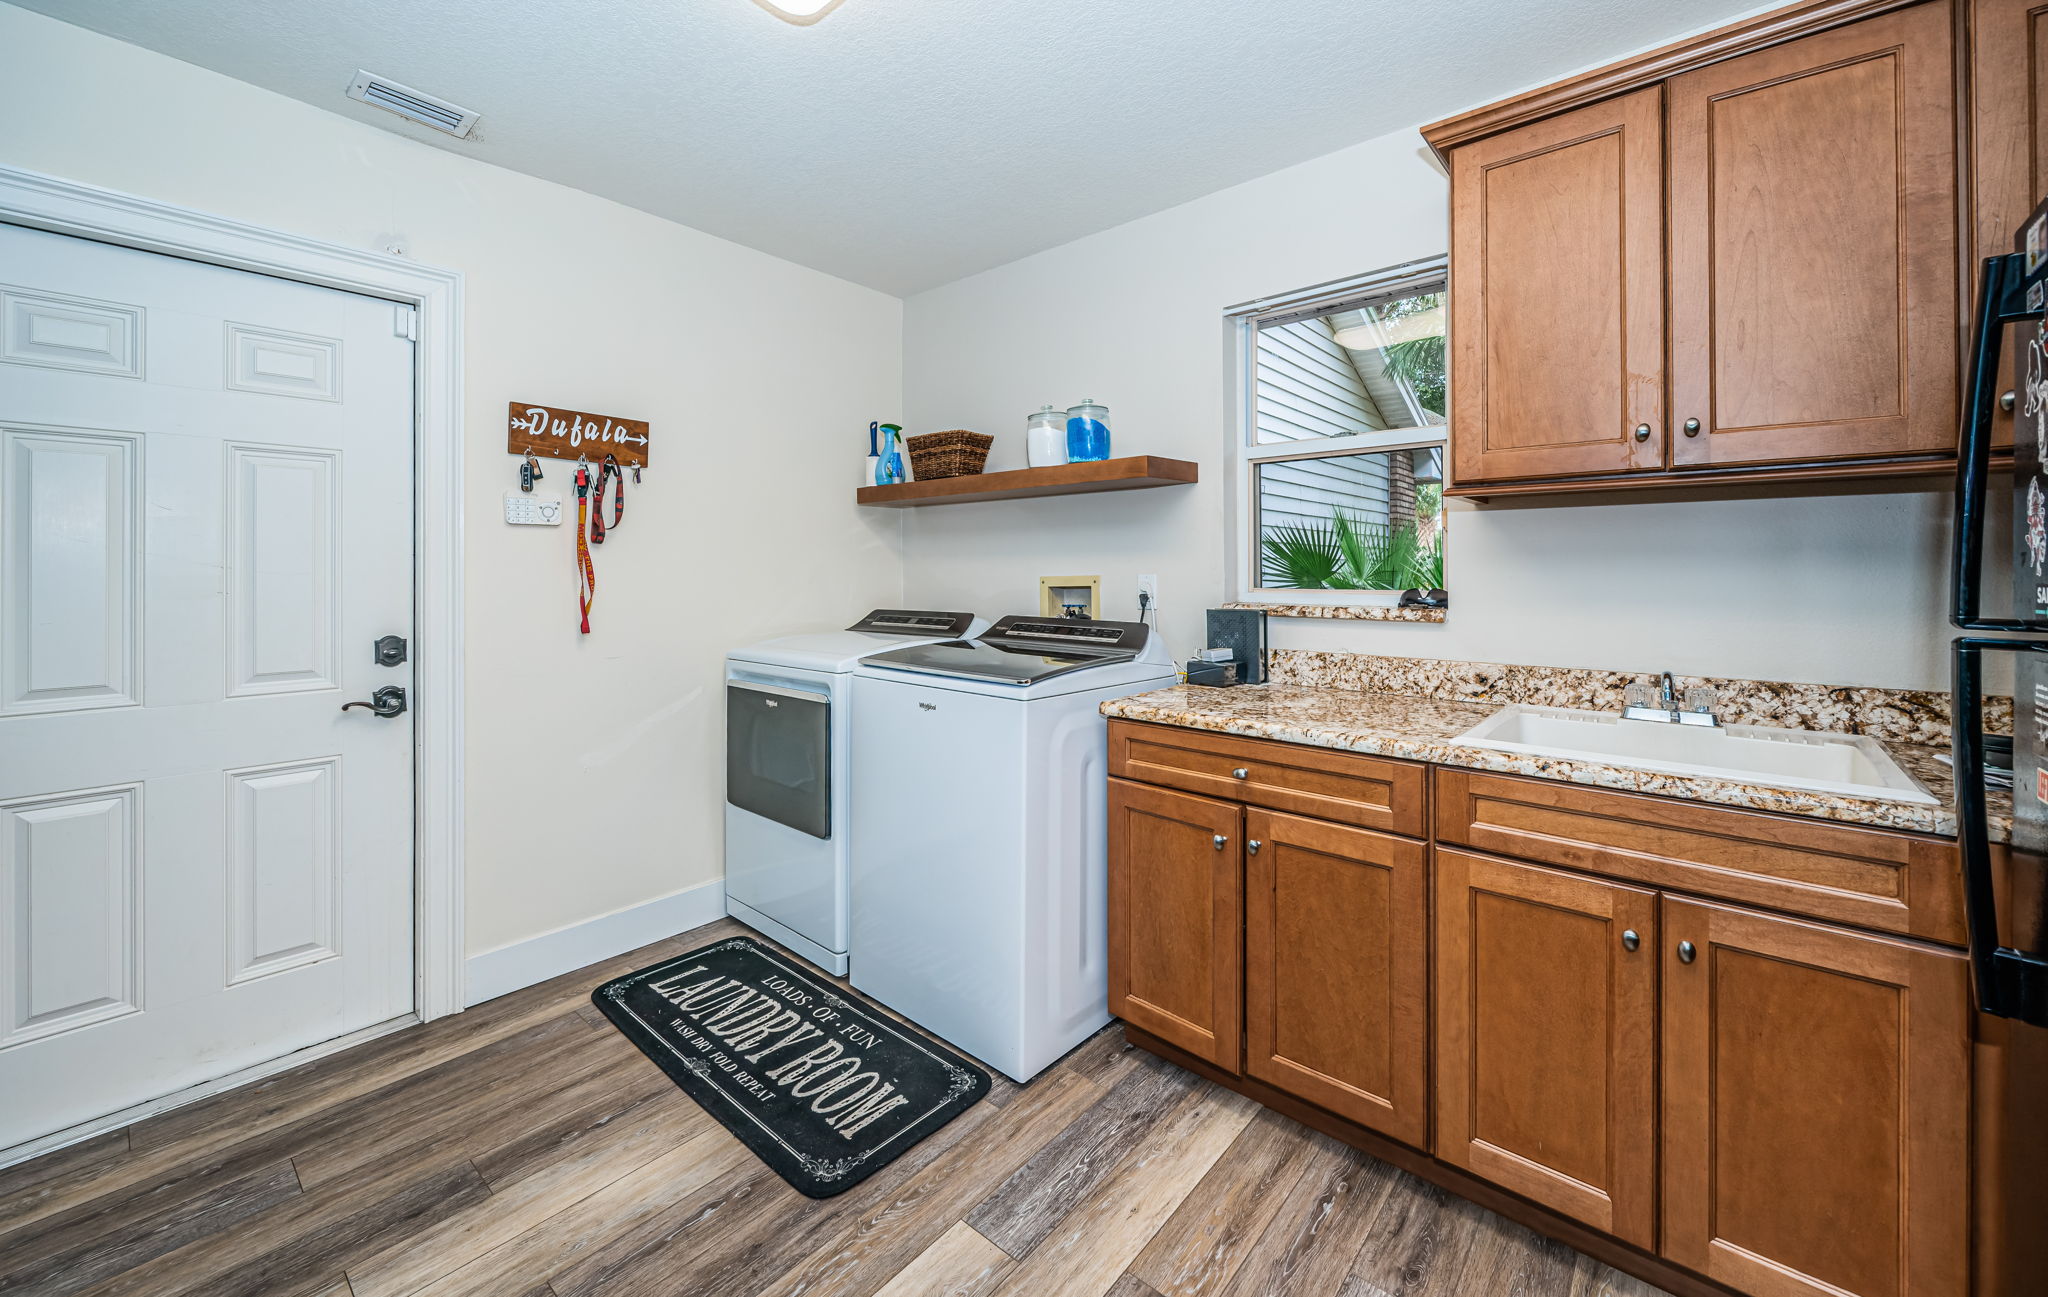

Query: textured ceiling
[16,0,1757,294]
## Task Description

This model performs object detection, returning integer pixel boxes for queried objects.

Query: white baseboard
[464,881,726,1007]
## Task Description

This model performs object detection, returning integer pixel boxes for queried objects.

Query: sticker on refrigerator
[2027,478,2046,577]
[2029,213,2047,271]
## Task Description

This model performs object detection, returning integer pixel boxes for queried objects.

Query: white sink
[1451,705,1936,806]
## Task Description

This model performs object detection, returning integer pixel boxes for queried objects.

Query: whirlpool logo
[918,702,937,711]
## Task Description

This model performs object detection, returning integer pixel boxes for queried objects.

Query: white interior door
[0,223,416,1150]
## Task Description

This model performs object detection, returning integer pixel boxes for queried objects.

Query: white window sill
[1226,601,1446,624]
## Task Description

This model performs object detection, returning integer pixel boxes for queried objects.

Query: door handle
[1231,768,1249,780]
[341,685,408,719]
[1212,834,1228,850]
[1633,423,1652,442]
[1621,929,1640,952]
[1246,839,1262,854]
[1677,940,1697,964]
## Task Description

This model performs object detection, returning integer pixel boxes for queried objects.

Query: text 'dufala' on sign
[507,401,650,469]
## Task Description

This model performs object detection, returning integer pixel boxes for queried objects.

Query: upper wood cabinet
[1667,3,1957,470]
[1449,88,1666,484]
[1661,897,1970,1297]
[1971,0,2048,452]
[1431,0,1967,495]
[1106,778,1241,1072]
[1243,810,1428,1147]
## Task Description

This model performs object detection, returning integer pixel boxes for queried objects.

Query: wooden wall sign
[507,401,651,468]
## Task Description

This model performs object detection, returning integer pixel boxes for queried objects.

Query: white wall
[901,131,1966,691]
[0,5,905,958]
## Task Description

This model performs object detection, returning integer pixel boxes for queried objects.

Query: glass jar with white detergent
[1026,406,1068,468]
[1065,399,1111,462]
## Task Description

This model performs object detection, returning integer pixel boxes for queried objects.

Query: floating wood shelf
[857,455,1199,507]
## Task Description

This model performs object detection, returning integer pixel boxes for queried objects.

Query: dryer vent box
[345,71,479,138]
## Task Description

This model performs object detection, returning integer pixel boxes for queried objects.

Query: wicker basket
[906,429,993,480]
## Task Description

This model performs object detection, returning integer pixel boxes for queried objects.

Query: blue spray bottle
[877,423,907,484]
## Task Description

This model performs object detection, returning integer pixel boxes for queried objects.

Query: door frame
[0,166,467,1032]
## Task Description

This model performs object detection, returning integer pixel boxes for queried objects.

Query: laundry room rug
[591,936,990,1198]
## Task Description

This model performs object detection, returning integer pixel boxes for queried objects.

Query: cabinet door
[1433,849,1658,1249]
[1972,0,2048,452]
[1661,898,1970,1297]
[1107,778,1241,1071]
[1243,810,1427,1145]
[1448,86,1666,484]
[1667,2,1957,469]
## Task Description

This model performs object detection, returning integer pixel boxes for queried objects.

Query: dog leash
[575,463,596,633]
[590,454,624,544]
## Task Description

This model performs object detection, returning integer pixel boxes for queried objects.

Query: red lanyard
[574,465,595,634]
[589,455,624,544]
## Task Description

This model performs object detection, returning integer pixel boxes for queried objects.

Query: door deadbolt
[374,635,408,668]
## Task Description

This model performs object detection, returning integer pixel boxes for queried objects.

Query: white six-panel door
[0,223,415,1149]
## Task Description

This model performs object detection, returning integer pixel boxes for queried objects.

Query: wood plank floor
[0,918,1671,1297]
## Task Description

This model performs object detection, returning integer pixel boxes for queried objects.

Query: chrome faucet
[1622,671,1720,727]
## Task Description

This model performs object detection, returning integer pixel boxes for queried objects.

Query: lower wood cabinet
[1106,778,1240,1071]
[1433,849,1659,1249]
[1244,810,1427,1146]
[1660,897,1970,1297]
[1106,730,1980,1297]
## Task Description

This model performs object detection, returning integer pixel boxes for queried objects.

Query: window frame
[1225,255,1449,606]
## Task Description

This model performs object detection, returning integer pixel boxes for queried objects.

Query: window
[1229,257,1448,603]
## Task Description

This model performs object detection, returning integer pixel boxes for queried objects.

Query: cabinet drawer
[1108,721,1426,837]
[1435,769,1963,944]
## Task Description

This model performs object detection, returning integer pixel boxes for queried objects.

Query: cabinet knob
[1621,929,1640,952]
[1677,940,1697,964]
[1633,423,1652,443]
[1683,418,1701,437]
[1213,834,1228,850]
[2004,390,2018,414]
[1247,839,1262,854]
[1231,768,1249,780]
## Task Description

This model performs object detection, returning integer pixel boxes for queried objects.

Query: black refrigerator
[1951,196,2048,1296]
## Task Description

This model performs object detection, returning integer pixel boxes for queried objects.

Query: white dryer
[848,616,1178,1080]
[725,609,985,975]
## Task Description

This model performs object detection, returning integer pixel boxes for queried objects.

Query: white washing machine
[848,616,1178,1080]
[724,609,985,975]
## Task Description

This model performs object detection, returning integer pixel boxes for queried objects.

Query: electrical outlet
[1137,574,1159,608]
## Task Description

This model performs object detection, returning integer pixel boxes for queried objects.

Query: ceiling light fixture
[752,0,845,24]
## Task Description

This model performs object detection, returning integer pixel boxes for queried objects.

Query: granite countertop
[1102,682,2010,842]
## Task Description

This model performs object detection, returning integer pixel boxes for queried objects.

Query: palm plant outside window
[1230,258,1449,602]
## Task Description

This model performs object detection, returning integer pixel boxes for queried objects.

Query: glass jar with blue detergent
[1065,399,1110,462]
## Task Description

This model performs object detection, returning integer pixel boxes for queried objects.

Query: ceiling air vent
[345,70,479,139]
